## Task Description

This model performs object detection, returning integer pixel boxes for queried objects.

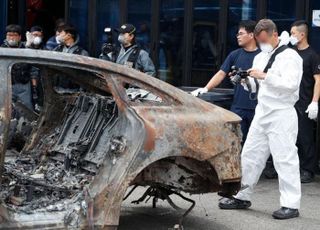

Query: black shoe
[300,170,314,183]
[272,207,299,219]
[263,165,278,179]
[219,197,251,209]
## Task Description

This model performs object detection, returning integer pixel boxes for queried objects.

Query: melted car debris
[126,88,162,103]
[0,151,88,213]
[8,101,38,151]
[0,94,119,216]
[0,89,160,216]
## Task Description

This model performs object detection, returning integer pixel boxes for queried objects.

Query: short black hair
[291,20,309,28]
[6,24,22,35]
[58,24,78,40]
[239,20,257,33]
[291,20,309,35]
[55,18,65,31]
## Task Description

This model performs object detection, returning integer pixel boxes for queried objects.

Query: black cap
[30,26,43,33]
[115,24,136,34]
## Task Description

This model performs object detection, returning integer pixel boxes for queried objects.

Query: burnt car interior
[2,64,121,215]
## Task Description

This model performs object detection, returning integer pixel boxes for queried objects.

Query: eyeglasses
[236,32,248,37]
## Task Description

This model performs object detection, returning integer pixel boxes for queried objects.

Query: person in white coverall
[219,19,303,220]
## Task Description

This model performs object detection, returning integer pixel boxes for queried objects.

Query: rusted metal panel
[0,49,242,229]
[0,60,11,181]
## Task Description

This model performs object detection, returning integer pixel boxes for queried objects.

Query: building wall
[0,1,8,43]
[1,0,320,87]
[65,0,320,87]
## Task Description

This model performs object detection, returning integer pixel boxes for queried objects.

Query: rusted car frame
[0,49,241,229]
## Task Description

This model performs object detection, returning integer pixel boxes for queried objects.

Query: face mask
[56,35,65,44]
[33,36,42,46]
[290,36,299,46]
[7,40,19,47]
[118,34,125,44]
[259,43,273,53]
[55,36,61,44]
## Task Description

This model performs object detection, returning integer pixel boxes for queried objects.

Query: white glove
[305,102,318,120]
[26,31,34,47]
[191,87,208,97]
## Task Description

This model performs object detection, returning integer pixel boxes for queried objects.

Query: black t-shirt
[295,46,320,109]
[220,48,260,110]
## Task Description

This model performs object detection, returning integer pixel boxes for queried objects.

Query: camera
[230,65,249,85]
[101,27,115,55]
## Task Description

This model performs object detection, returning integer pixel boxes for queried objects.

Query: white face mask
[118,34,125,44]
[290,36,299,46]
[259,43,273,53]
[7,40,19,47]
[55,36,61,44]
[56,35,65,44]
[33,36,42,46]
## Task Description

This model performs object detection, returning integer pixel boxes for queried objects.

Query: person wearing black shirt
[290,20,320,183]
[191,20,260,143]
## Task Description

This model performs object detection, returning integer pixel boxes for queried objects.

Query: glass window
[68,0,89,50]
[0,1,7,43]
[267,0,296,33]
[158,0,184,86]
[191,0,220,87]
[96,0,120,56]
[309,0,320,53]
[227,0,257,53]
[127,0,152,52]
[26,0,65,41]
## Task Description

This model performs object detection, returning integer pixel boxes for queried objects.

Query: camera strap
[247,45,289,100]
[263,45,288,73]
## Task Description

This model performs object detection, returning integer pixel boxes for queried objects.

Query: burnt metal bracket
[126,186,195,230]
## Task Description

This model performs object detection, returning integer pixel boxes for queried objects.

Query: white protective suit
[234,35,303,209]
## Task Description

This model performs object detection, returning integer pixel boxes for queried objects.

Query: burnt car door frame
[0,59,12,179]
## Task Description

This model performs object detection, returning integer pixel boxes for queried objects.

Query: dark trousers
[231,106,255,143]
[296,107,317,174]
[12,82,33,110]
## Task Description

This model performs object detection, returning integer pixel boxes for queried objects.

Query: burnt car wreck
[0,49,242,229]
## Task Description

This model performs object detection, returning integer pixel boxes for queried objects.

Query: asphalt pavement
[119,176,320,230]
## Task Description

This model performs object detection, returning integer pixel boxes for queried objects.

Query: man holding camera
[219,19,302,220]
[99,24,156,77]
[191,20,260,143]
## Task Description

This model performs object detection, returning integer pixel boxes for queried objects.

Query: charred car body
[0,49,241,229]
